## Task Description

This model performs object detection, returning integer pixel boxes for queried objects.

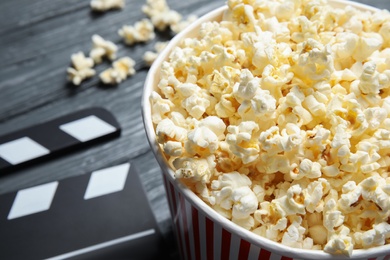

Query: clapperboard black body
[0,163,168,259]
[0,107,121,174]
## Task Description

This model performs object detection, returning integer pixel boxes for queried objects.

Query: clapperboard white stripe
[8,182,58,220]
[0,137,50,165]
[0,162,164,259]
[7,163,130,220]
[0,107,120,173]
[84,163,129,200]
[59,115,116,143]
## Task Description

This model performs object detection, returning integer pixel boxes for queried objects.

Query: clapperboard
[0,107,121,174]
[0,162,168,259]
[0,108,175,259]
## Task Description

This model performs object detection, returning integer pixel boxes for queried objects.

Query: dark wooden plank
[0,0,225,122]
[0,0,85,33]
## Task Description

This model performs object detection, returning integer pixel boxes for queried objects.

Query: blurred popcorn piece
[90,0,125,12]
[171,15,198,34]
[118,19,155,45]
[143,41,168,66]
[67,52,95,85]
[99,57,135,84]
[142,0,182,31]
[89,34,118,64]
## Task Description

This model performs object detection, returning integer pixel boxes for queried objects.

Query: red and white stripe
[162,175,390,260]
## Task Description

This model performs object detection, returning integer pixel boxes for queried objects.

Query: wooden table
[0,0,389,258]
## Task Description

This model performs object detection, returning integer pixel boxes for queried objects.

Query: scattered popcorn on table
[150,0,390,255]
[143,41,168,66]
[99,56,135,84]
[142,0,182,31]
[118,19,155,45]
[67,52,95,85]
[70,51,94,71]
[90,0,125,12]
[142,0,169,17]
[89,34,118,64]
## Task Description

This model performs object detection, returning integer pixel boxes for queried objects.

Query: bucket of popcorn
[142,0,390,259]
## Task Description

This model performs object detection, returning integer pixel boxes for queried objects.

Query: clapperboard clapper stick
[0,162,169,259]
[0,107,121,174]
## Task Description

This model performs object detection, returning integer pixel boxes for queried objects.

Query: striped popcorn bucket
[160,171,390,260]
[142,1,390,259]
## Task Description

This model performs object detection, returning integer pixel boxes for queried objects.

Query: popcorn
[324,226,353,256]
[254,201,287,241]
[142,0,182,31]
[309,224,328,245]
[360,223,390,248]
[155,118,187,144]
[274,185,305,216]
[379,21,390,48]
[233,69,259,102]
[143,41,168,66]
[231,3,256,30]
[353,33,383,62]
[90,0,125,12]
[99,57,136,84]
[277,86,313,127]
[281,218,311,249]
[331,32,359,66]
[142,0,168,17]
[67,67,95,86]
[303,178,330,213]
[292,39,335,83]
[226,121,260,164]
[261,64,294,101]
[185,116,226,156]
[259,124,302,156]
[150,0,390,255]
[232,70,277,121]
[89,34,118,64]
[67,52,95,85]
[118,19,155,45]
[163,141,183,157]
[351,61,390,96]
[291,159,321,180]
[150,91,174,124]
[338,181,362,213]
[70,51,94,71]
[177,83,212,119]
[324,199,344,231]
[211,172,258,229]
[171,15,198,34]
[173,155,215,184]
[215,94,237,118]
[360,175,390,212]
